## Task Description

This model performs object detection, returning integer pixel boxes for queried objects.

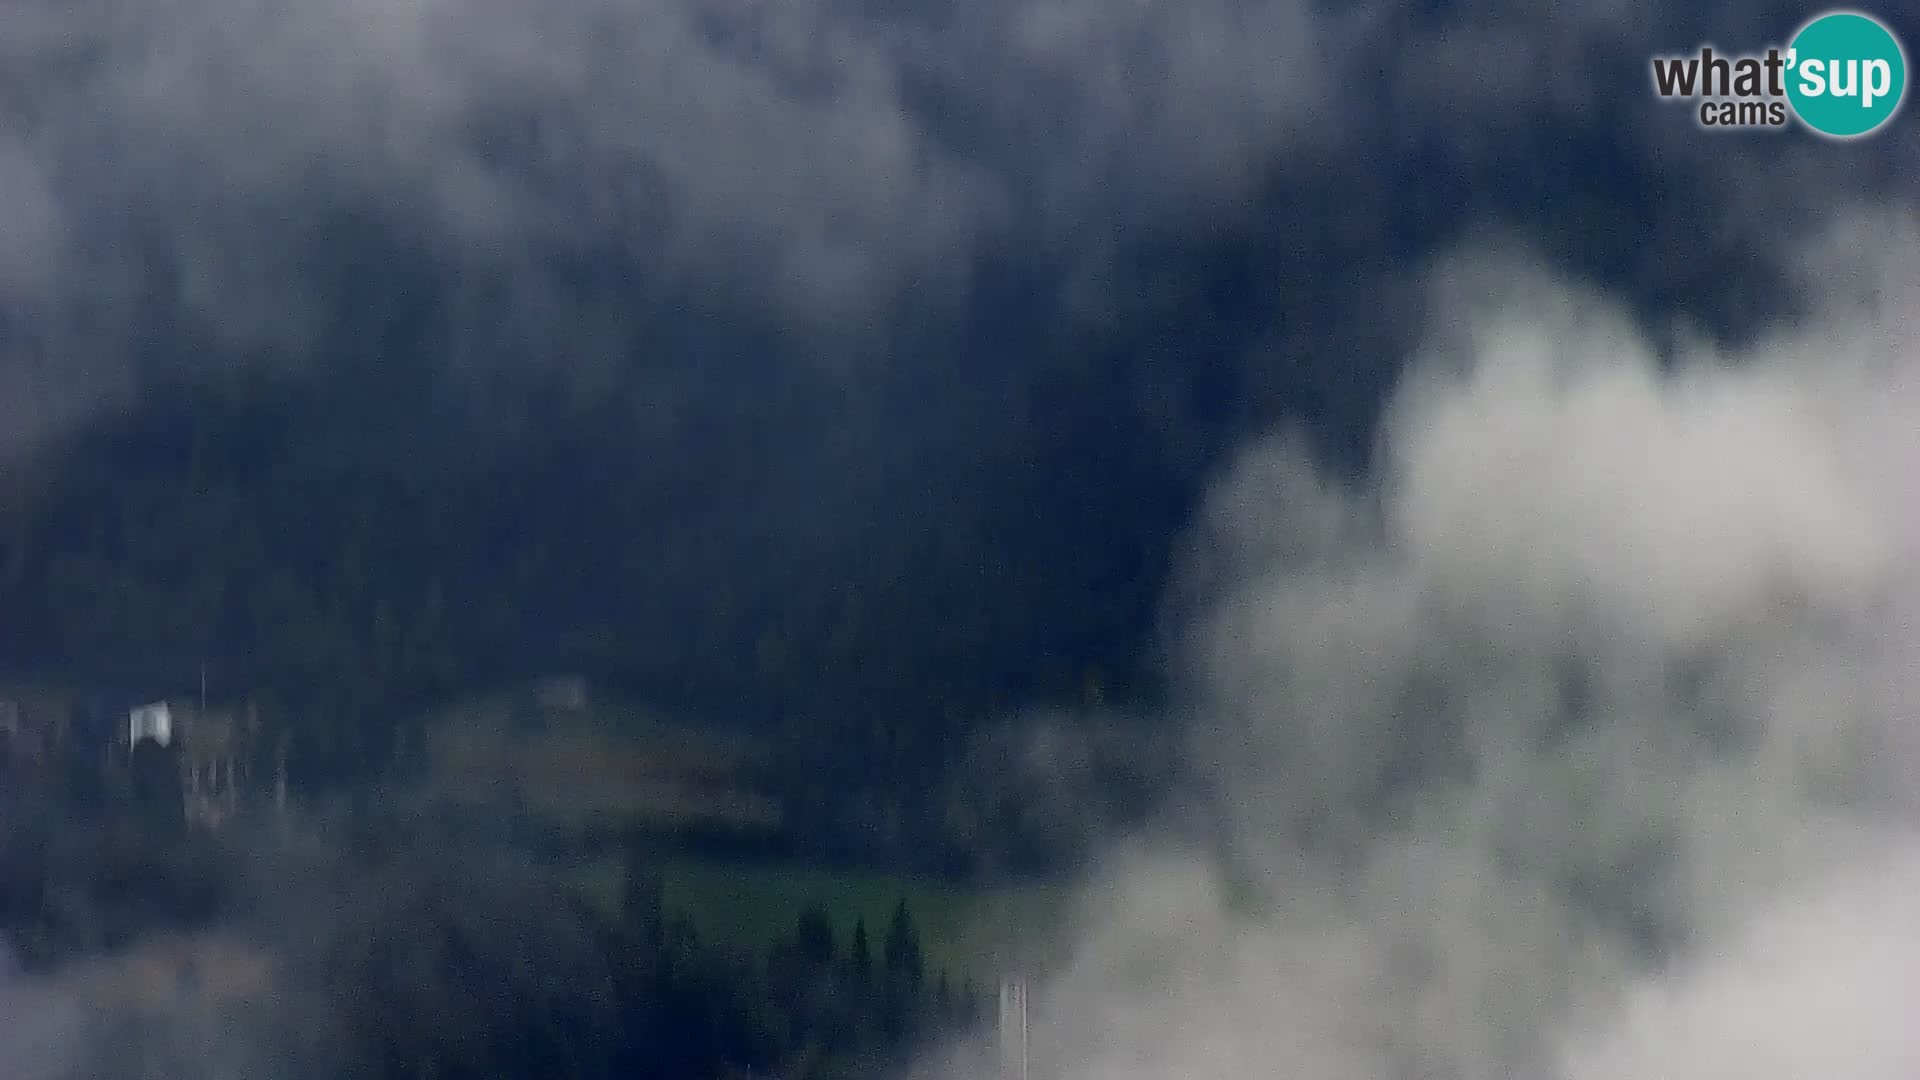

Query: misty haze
[2,1,1918,1078]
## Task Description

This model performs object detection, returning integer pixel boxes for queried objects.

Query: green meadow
[429,694,1074,979]
[573,853,1069,981]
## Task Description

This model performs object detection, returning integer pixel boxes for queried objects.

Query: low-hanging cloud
[0,811,638,1080]
[3,1,1914,700]
[3,0,1909,379]
[0,944,79,1080]
[4,1,1920,1074]
[0,0,1335,341]
[916,210,1920,1079]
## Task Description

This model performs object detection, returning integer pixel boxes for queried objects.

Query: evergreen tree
[883,897,925,993]
[848,916,873,986]
[794,905,836,968]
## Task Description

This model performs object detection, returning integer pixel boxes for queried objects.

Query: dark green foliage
[795,906,837,968]
[1,802,980,1080]
[883,897,925,992]
[305,856,630,1079]
[1,810,226,962]
[847,917,873,986]
[0,335,1176,869]
[127,741,183,825]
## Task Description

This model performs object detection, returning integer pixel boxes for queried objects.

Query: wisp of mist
[922,212,1920,1080]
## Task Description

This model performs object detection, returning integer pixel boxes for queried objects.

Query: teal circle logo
[1786,11,1907,138]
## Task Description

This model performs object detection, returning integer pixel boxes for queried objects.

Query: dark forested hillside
[0,213,1196,846]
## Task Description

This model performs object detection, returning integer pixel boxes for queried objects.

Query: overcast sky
[5,1,1920,1076]
[8,1,1916,716]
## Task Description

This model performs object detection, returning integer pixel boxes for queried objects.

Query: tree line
[0,774,992,1080]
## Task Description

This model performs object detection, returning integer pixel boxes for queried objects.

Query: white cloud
[939,213,1920,1079]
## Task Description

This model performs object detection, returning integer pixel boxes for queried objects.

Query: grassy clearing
[427,693,1073,978]
[571,854,1070,981]
[422,696,781,833]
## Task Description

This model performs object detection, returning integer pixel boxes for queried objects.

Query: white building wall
[128,702,173,747]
